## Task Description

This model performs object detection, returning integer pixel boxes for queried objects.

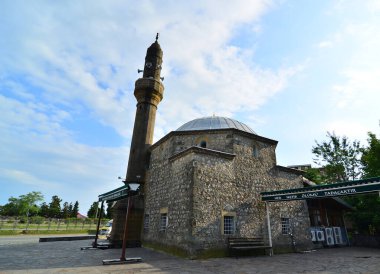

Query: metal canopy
[98,185,130,202]
[261,176,380,202]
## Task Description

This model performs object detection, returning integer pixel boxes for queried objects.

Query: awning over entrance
[261,176,380,202]
[98,185,130,202]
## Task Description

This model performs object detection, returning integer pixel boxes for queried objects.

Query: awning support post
[93,200,104,247]
[102,193,142,265]
[342,214,351,246]
[120,195,132,260]
[265,202,273,256]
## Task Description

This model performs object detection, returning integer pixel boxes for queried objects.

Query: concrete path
[0,236,379,273]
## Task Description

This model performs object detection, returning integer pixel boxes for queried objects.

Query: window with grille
[160,213,168,231]
[144,214,149,231]
[281,218,290,235]
[223,215,234,235]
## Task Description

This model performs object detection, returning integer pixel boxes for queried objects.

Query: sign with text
[261,177,380,202]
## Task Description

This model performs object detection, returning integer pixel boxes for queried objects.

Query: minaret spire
[111,37,165,245]
[125,36,164,184]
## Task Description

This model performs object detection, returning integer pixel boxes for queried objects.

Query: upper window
[252,144,259,157]
[281,217,290,235]
[199,141,207,148]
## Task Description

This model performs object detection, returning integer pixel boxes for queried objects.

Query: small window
[160,213,168,231]
[281,218,290,235]
[252,145,258,157]
[223,215,235,235]
[199,141,207,148]
[144,214,150,231]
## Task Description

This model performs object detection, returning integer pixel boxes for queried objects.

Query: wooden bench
[227,237,273,256]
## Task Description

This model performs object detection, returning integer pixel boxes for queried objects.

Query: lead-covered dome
[176,116,256,134]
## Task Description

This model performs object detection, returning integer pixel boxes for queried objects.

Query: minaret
[126,34,164,184]
[110,35,164,244]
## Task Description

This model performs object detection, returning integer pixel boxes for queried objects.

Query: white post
[265,202,273,256]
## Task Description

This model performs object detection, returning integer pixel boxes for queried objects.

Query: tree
[312,132,362,183]
[68,203,73,217]
[361,132,380,178]
[346,132,380,234]
[49,195,62,218]
[0,198,19,216]
[87,202,105,218]
[61,202,70,219]
[87,202,98,218]
[19,191,44,217]
[0,191,43,217]
[105,202,113,219]
[39,202,49,217]
[314,132,380,234]
[71,201,79,217]
[303,167,323,184]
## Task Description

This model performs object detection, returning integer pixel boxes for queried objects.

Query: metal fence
[0,217,108,231]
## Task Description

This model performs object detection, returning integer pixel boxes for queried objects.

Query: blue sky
[1,0,379,214]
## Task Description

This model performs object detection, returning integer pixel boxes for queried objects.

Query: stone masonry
[143,128,313,257]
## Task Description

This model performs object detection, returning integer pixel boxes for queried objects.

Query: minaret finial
[156,33,159,42]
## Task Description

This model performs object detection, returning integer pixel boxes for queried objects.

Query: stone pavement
[0,236,380,273]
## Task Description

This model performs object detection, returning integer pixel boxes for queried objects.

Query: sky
[1,0,380,214]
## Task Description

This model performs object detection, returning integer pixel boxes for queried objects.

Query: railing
[0,217,108,232]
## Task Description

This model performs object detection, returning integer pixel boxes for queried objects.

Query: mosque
[109,36,350,257]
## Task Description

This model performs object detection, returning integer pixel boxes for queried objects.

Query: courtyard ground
[0,235,379,273]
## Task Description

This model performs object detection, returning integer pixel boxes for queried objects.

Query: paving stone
[0,236,380,273]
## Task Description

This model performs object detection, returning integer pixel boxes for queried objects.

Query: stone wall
[143,136,195,252]
[144,129,312,256]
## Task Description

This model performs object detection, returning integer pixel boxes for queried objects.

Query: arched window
[199,141,207,148]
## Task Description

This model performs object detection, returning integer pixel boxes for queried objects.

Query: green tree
[0,198,19,216]
[61,202,70,219]
[361,132,380,178]
[0,191,43,217]
[71,201,79,217]
[68,202,73,217]
[19,191,44,217]
[49,195,62,218]
[346,132,380,234]
[87,202,105,218]
[105,202,113,219]
[312,132,362,183]
[39,202,49,217]
[304,167,323,184]
[87,202,98,218]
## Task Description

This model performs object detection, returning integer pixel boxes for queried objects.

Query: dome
[176,116,256,134]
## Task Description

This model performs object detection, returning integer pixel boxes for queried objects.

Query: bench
[227,237,273,256]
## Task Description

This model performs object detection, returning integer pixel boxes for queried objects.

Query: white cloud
[332,68,380,109]
[0,168,59,188]
[0,0,306,211]
[317,41,333,48]
[325,120,370,141]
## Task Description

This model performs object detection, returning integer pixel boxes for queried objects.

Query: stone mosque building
[110,37,349,257]
[142,116,312,256]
